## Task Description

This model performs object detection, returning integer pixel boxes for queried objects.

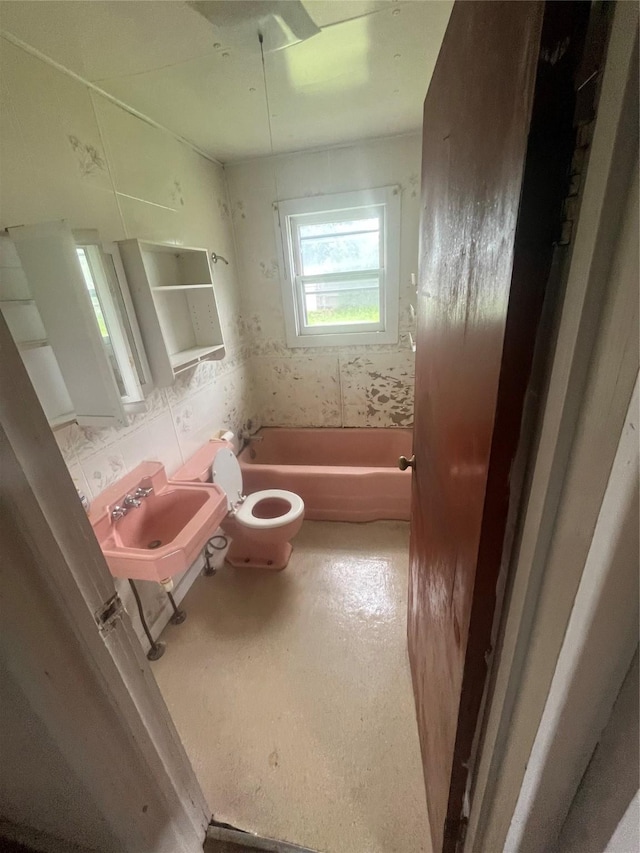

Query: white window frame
[274,187,401,348]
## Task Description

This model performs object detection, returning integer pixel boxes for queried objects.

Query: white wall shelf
[118,240,225,387]
[20,343,75,426]
[49,412,78,431]
[150,284,213,291]
[0,299,47,345]
[170,344,225,371]
[1,233,77,429]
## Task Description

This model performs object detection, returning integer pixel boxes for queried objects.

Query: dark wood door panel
[409,0,593,849]
[408,3,545,851]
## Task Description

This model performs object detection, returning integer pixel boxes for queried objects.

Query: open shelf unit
[117,240,225,386]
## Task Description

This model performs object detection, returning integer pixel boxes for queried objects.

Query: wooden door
[407,2,589,851]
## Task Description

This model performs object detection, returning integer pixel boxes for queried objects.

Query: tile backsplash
[54,361,253,502]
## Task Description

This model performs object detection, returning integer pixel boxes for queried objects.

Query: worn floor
[153,521,430,853]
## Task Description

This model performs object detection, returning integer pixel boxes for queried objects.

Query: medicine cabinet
[3,221,152,427]
[1,224,226,428]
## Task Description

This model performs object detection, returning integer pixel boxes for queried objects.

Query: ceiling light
[188,1,320,53]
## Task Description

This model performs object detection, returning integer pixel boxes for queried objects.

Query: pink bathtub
[239,428,413,522]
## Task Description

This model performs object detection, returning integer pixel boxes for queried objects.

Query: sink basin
[90,461,227,583]
[114,489,210,550]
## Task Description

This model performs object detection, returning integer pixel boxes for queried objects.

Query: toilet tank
[172,439,232,483]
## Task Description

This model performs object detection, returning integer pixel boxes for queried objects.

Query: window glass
[298,218,379,238]
[302,275,380,327]
[277,186,400,347]
[298,216,381,276]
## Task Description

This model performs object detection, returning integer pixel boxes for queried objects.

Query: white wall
[504,375,639,851]
[0,38,256,642]
[225,134,420,428]
[554,652,639,853]
[606,793,640,853]
[0,658,121,852]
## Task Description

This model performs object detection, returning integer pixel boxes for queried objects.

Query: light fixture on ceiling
[188,1,320,53]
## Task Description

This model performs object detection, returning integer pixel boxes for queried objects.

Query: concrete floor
[153,521,430,853]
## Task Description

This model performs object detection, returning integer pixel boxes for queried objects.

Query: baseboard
[205,823,320,852]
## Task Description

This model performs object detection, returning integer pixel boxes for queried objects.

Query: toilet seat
[209,445,304,534]
[235,489,304,530]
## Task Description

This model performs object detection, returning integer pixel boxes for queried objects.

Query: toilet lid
[211,447,243,510]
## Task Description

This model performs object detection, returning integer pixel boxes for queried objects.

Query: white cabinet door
[9,221,127,425]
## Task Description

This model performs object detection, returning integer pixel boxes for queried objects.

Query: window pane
[299,218,379,239]
[298,218,380,275]
[76,247,126,396]
[303,276,380,327]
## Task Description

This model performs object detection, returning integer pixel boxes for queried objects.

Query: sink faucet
[134,485,153,498]
[111,485,152,519]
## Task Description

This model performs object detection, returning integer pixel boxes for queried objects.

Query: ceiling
[0,0,452,162]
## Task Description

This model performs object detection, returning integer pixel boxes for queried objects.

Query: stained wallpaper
[226,134,420,429]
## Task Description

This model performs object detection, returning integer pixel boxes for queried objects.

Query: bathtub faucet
[244,434,263,458]
[238,423,263,453]
[238,432,262,460]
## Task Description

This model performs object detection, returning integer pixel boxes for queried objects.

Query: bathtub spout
[247,435,264,459]
[240,432,263,454]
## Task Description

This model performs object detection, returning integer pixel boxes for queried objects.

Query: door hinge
[95,592,125,636]
[444,816,469,853]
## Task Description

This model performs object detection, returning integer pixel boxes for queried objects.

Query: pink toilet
[172,440,304,571]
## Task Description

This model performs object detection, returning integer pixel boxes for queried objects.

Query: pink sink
[90,461,227,583]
